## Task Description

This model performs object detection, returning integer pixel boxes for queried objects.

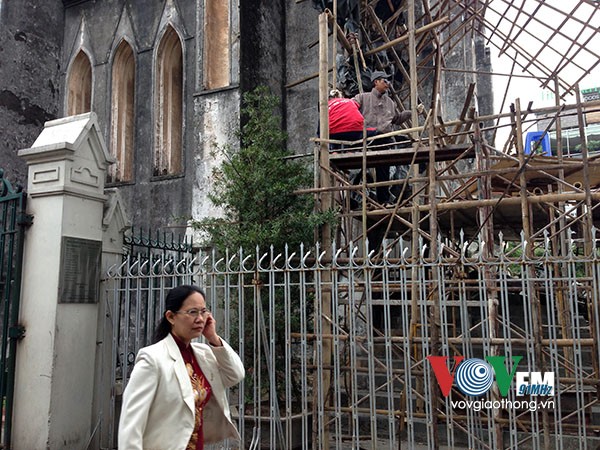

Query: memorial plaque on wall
[58,237,102,303]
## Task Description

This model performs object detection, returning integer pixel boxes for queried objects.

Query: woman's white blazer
[118,334,245,450]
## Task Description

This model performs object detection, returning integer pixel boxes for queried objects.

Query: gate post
[14,113,114,449]
[93,188,130,450]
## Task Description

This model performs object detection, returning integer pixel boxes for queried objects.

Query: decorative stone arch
[67,49,93,116]
[153,24,183,177]
[109,39,136,183]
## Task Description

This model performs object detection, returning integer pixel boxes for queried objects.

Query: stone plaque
[58,237,102,304]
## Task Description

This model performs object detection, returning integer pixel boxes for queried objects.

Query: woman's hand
[203,314,222,346]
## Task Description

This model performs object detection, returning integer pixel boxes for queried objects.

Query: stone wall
[0,0,63,186]
[0,1,491,228]
[1,0,317,229]
[60,1,201,229]
[285,2,320,156]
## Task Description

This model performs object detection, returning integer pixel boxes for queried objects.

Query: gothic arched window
[204,0,230,89]
[109,40,136,183]
[67,50,92,115]
[154,26,183,177]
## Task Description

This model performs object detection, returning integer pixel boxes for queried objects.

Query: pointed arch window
[67,50,92,115]
[154,26,183,176]
[109,40,135,183]
[204,0,230,89]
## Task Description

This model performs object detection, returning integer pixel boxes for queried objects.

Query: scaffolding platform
[329,142,475,170]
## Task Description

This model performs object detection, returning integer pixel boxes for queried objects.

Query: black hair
[154,285,206,342]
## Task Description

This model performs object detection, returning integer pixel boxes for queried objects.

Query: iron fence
[102,231,600,449]
[0,169,30,449]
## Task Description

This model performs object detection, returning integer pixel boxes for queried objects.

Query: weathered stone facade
[0,0,490,228]
[0,0,323,229]
[0,0,64,186]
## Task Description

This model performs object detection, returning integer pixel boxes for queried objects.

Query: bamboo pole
[316,13,332,450]
[308,98,600,144]
[303,191,600,213]
[576,85,593,231]
[514,98,551,450]
[576,85,600,400]
[290,333,598,347]
[363,16,450,56]
[552,75,575,370]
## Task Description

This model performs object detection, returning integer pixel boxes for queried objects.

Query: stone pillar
[92,188,130,450]
[14,112,114,450]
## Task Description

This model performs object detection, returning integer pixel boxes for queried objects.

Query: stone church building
[0,0,491,230]
[1,0,321,231]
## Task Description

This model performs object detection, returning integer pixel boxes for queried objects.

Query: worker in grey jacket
[353,70,412,204]
[353,70,412,136]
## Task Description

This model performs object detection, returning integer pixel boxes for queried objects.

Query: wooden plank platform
[328,143,475,170]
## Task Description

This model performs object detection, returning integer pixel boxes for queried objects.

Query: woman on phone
[118,285,245,450]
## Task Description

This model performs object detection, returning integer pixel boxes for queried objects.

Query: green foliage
[190,86,334,408]
[575,140,600,153]
[192,86,336,253]
[504,241,586,278]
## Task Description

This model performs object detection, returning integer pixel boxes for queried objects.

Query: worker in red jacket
[328,89,377,150]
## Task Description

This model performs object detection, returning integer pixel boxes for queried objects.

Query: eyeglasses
[176,308,210,319]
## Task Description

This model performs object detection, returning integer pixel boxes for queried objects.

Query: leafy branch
[191,86,337,253]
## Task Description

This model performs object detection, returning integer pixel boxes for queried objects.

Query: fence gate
[100,228,199,449]
[0,169,30,448]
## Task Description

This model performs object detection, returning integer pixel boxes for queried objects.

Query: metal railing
[0,169,30,448]
[103,232,600,449]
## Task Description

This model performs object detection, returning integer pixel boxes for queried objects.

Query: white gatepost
[14,112,115,449]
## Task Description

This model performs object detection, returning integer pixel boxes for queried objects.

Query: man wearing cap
[353,71,412,135]
[353,70,413,205]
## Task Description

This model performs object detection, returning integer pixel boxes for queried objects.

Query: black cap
[370,70,390,82]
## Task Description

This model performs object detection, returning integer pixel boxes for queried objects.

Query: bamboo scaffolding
[304,0,600,445]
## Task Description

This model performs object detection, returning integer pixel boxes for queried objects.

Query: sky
[483,0,600,146]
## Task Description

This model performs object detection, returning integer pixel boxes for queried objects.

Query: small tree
[193,86,334,253]
[191,86,336,409]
